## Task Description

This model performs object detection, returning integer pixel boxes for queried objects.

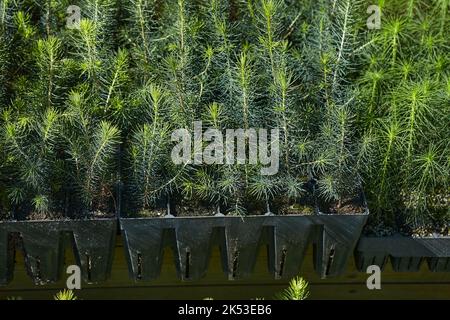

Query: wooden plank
[1,236,450,299]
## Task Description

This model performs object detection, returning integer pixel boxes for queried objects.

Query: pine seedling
[0,0,447,230]
[179,101,247,216]
[0,0,10,29]
[356,68,386,130]
[305,0,369,207]
[234,45,255,129]
[394,78,446,225]
[71,19,102,83]
[70,15,131,128]
[3,107,63,217]
[125,83,184,215]
[35,36,63,109]
[32,0,70,37]
[254,0,285,80]
[54,289,77,300]
[407,144,447,213]
[178,106,247,217]
[254,0,301,167]
[0,0,11,105]
[314,101,359,205]
[248,175,280,214]
[9,9,37,83]
[65,89,121,215]
[355,0,449,229]
[127,122,171,213]
[161,0,207,129]
[0,34,8,105]
[433,0,449,35]
[276,276,310,300]
[100,48,130,115]
[121,0,159,73]
[13,10,35,40]
[78,0,118,48]
[330,0,363,94]
[395,79,439,165]
[381,17,406,67]
[282,174,306,203]
[227,44,261,210]
[188,102,242,215]
[129,124,170,212]
[180,167,222,215]
[68,0,121,92]
[270,43,297,173]
[0,0,11,65]
[220,166,247,216]
[204,0,238,108]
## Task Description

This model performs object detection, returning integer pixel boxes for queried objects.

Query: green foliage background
[0,0,448,233]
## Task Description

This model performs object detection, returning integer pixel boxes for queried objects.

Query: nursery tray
[355,236,450,272]
[120,209,368,282]
[312,213,369,278]
[0,218,117,285]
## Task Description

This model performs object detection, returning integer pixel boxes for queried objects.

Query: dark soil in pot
[22,210,116,221]
[26,212,62,220]
[320,199,365,214]
[274,195,315,215]
[327,201,364,214]
[221,197,268,216]
[130,208,167,218]
[9,198,117,221]
[411,225,449,238]
[271,180,316,215]
[243,201,268,216]
[317,192,367,214]
[126,203,215,218]
[174,199,215,217]
[79,211,116,219]
[363,209,449,238]
[0,210,13,221]
[278,203,314,215]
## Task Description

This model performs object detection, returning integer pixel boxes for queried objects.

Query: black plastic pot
[355,236,450,272]
[175,218,216,281]
[312,213,369,278]
[312,193,370,278]
[222,216,265,280]
[0,218,116,285]
[121,208,369,281]
[0,225,14,285]
[265,216,315,279]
